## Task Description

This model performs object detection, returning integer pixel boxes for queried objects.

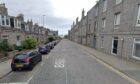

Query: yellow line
[81,49,140,84]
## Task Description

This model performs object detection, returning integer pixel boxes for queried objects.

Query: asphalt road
[0,40,132,84]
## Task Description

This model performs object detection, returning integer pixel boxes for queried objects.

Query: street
[0,40,134,84]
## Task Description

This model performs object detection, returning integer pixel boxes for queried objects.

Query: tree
[48,36,55,42]
[22,37,37,50]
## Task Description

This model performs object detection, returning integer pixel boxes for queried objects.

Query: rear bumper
[11,63,30,69]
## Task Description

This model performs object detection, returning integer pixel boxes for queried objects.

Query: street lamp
[43,15,46,27]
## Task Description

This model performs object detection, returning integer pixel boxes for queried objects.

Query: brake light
[25,57,30,63]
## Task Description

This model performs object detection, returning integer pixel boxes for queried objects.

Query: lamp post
[43,15,46,27]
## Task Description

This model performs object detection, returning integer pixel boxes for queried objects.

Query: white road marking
[65,63,68,84]
[26,75,33,84]
[54,58,65,68]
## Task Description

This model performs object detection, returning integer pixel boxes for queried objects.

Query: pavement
[0,39,139,84]
[0,59,12,79]
[73,41,140,83]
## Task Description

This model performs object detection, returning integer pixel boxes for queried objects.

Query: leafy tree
[22,37,37,50]
[48,36,55,42]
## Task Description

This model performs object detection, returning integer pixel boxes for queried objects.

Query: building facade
[69,0,140,62]
[0,3,51,46]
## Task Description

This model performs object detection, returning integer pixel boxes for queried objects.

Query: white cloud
[0,0,96,35]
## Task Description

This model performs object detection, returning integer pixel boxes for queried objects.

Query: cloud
[1,0,96,35]
[1,0,73,35]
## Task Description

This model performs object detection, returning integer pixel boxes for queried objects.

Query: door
[93,36,96,49]
[112,37,118,55]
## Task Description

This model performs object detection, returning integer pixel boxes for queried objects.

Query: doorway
[112,37,118,55]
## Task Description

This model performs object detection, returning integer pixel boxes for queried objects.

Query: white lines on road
[26,75,33,84]
[65,64,68,84]
[54,58,65,68]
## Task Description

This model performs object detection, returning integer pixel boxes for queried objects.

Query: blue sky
[1,0,96,35]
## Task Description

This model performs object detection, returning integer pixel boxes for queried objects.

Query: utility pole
[43,15,46,27]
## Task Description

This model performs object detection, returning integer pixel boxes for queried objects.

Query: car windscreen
[15,54,28,59]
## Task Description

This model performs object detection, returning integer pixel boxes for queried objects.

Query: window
[101,36,104,48]
[102,18,106,29]
[116,0,122,5]
[17,35,20,41]
[103,0,107,12]
[2,15,5,25]
[137,5,140,26]
[114,12,121,25]
[95,6,99,16]
[94,21,98,31]
[89,24,91,32]
[133,38,140,59]
[6,18,9,26]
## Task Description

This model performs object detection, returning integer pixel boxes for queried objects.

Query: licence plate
[16,64,23,67]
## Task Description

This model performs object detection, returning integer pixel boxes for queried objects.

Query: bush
[48,37,55,42]
[13,45,23,51]
[0,39,12,52]
[22,37,37,50]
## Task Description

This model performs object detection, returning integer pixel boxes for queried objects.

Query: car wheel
[12,67,17,71]
[39,57,42,62]
[28,63,33,71]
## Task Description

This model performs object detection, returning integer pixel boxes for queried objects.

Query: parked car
[11,51,42,71]
[38,46,49,54]
[45,44,51,52]
[48,42,54,49]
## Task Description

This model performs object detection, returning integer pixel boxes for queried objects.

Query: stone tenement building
[69,0,140,62]
[0,3,49,46]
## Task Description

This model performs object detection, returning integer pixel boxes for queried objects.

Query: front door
[93,36,96,49]
[112,37,118,55]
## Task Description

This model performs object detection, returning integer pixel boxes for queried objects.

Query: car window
[29,52,36,57]
[15,54,28,59]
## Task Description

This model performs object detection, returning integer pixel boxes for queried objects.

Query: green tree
[22,37,37,50]
[48,36,55,42]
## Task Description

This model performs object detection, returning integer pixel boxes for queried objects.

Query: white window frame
[136,5,140,26]
[103,0,107,12]
[132,38,140,60]
[95,6,99,16]
[116,0,122,5]
[102,18,106,29]
[114,12,121,26]
[101,36,104,48]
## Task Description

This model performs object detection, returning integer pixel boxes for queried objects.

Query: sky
[1,0,96,35]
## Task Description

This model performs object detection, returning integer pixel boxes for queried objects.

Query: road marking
[81,49,140,84]
[65,63,68,84]
[26,75,33,84]
[54,58,65,68]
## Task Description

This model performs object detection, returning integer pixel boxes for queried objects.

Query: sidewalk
[0,59,12,79]
[73,41,140,83]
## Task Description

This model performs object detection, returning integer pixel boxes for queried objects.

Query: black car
[45,44,51,52]
[38,46,49,54]
[11,51,42,71]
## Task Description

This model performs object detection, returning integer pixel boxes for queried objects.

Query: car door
[29,52,37,65]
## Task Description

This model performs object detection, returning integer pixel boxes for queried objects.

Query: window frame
[101,36,104,48]
[102,18,106,29]
[114,12,121,26]
[116,0,122,5]
[136,5,140,26]
[103,0,107,12]
[132,38,140,60]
